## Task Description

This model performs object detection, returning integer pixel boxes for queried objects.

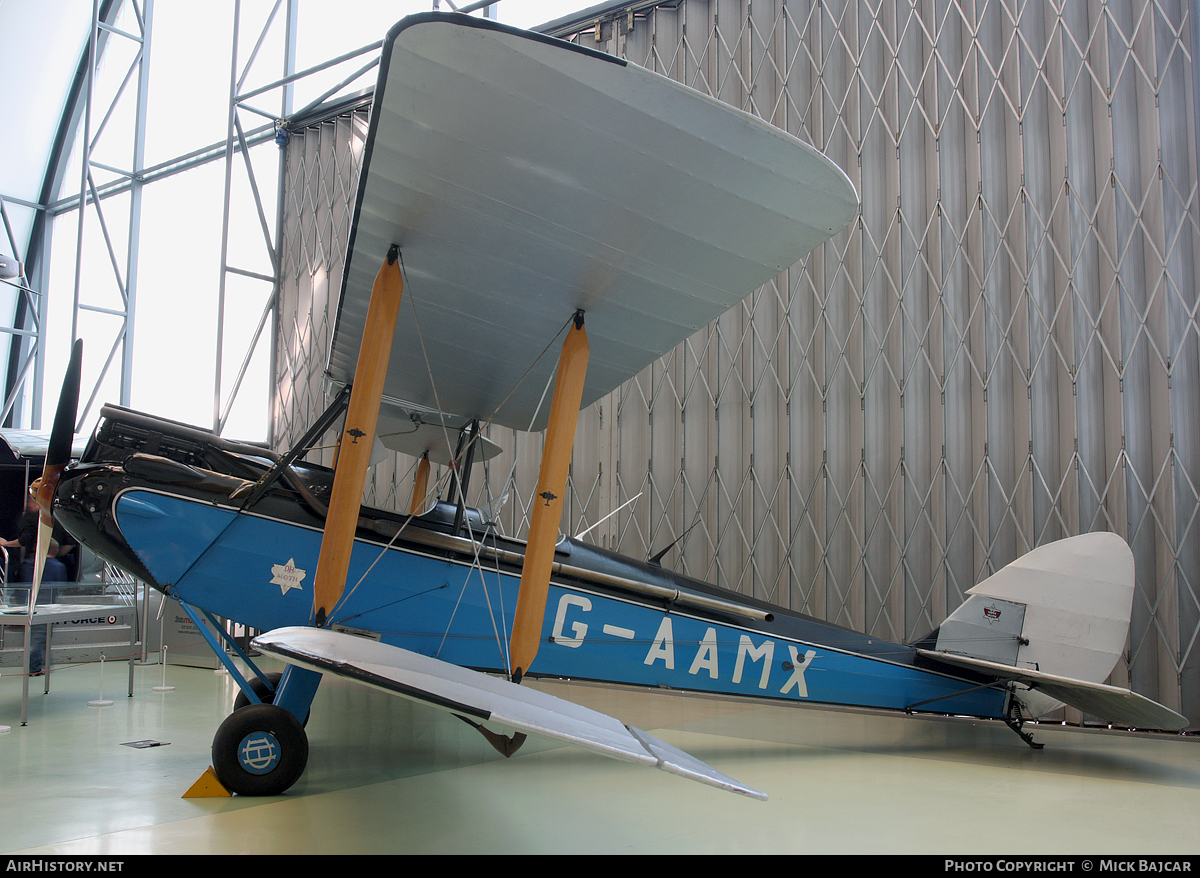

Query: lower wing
[253,626,767,800]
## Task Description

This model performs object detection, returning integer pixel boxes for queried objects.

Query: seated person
[2,493,40,589]
[18,539,69,585]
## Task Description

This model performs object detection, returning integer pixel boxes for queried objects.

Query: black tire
[233,672,309,726]
[233,672,283,712]
[212,703,308,796]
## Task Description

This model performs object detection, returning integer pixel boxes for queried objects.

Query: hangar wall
[275,0,1200,725]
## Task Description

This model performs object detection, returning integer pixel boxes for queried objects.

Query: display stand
[87,653,114,707]
[1,603,137,725]
[151,639,174,692]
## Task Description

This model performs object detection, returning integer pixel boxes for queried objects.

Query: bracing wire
[328,251,575,678]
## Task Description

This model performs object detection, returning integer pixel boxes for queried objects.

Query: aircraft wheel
[233,672,283,711]
[233,672,309,726]
[212,703,308,796]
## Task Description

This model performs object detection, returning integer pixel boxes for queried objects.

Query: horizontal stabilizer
[253,627,766,800]
[916,648,1188,731]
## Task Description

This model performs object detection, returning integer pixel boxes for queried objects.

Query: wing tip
[628,725,768,801]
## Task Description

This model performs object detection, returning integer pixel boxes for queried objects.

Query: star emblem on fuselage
[270,558,307,596]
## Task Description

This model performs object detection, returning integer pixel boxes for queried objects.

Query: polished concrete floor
[1,656,1198,855]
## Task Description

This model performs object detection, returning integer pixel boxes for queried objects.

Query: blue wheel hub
[237,731,281,775]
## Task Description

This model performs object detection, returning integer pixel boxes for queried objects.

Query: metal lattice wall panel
[275,0,1200,726]
[277,112,367,471]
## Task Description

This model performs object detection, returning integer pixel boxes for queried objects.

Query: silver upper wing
[328,13,858,431]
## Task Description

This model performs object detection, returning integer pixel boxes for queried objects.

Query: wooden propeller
[29,339,83,615]
[312,248,404,627]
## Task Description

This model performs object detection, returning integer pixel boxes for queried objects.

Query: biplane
[26,13,1188,800]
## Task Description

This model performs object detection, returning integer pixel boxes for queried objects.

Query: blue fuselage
[68,474,1004,719]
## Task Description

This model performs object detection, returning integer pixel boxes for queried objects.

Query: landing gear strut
[233,671,283,712]
[233,671,310,726]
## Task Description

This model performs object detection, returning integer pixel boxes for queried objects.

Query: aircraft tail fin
[922,533,1188,729]
[933,533,1133,685]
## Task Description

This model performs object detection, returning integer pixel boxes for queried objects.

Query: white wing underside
[0,429,88,460]
[328,14,858,432]
[253,627,767,800]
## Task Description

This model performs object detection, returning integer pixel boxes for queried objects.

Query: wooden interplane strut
[509,311,589,682]
[313,247,404,627]
[409,452,430,516]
